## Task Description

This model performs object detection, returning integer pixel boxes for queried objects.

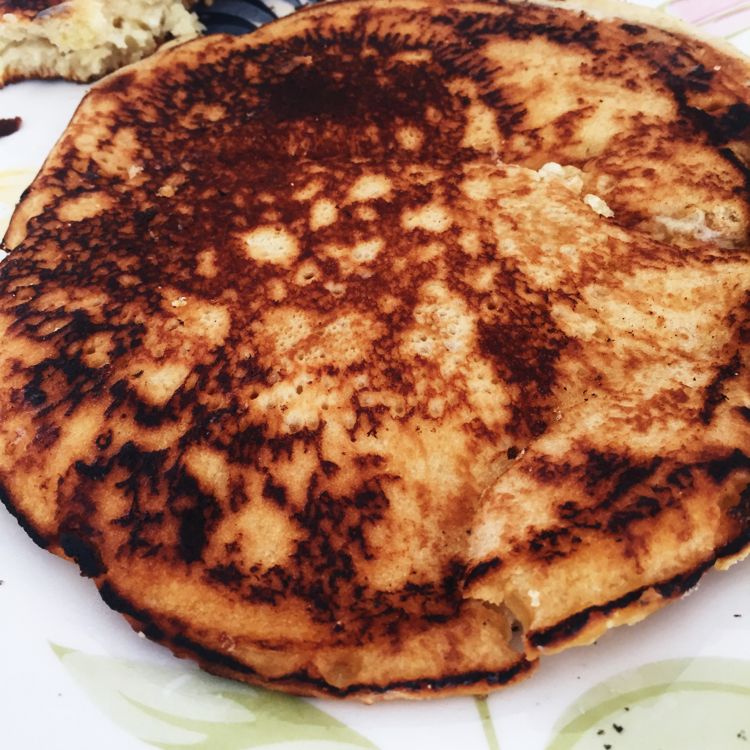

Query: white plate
[1,2,750,748]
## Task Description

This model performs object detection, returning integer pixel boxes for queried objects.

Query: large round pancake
[0,0,749,700]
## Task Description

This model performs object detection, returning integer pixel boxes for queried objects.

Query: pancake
[0,0,204,86]
[1,0,749,700]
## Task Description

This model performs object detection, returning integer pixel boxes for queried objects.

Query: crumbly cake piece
[0,0,203,86]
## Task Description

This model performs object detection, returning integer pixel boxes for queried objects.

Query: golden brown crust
[1,0,749,699]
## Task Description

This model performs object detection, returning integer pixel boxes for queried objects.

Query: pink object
[700,6,750,37]
[668,0,744,24]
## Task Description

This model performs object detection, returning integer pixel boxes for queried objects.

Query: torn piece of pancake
[0,115,20,135]
[0,0,749,701]
[0,0,204,86]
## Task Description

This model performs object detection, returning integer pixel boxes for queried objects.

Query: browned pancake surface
[1,0,749,700]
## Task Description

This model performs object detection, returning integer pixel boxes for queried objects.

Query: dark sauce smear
[0,117,22,138]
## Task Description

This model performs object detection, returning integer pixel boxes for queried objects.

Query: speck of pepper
[734,613,743,618]
[604,745,612,750]
[613,723,624,733]
[738,729,748,741]
[0,117,22,138]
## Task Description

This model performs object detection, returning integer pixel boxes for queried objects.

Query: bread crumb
[584,193,615,218]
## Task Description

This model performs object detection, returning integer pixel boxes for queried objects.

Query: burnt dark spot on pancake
[172,633,258,675]
[706,449,750,483]
[719,103,750,141]
[59,529,107,578]
[74,458,111,482]
[116,441,168,494]
[477,314,568,438]
[453,7,599,50]
[700,352,740,424]
[262,475,287,507]
[606,457,662,505]
[607,495,662,533]
[667,465,694,490]
[348,399,387,440]
[207,562,245,587]
[729,483,750,525]
[0,479,49,548]
[178,505,210,563]
[98,580,165,641]
[558,500,580,520]
[164,466,222,564]
[134,399,181,428]
[23,382,47,407]
[584,451,632,489]
[254,42,470,162]
[33,422,60,450]
[528,526,579,560]
[657,66,750,191]
[442,560,467,599]
[97,70,135,95]
[654,559,713,598]
[0,117,21,138]
[620,24,647,37]
[533,456,573,484]
[96,430,113,450]
[530,586,646,649]
[277,475,393,621]
[321,460,340,477]
[266,64,351,121]
[267,425,324,461]
[236,355,267,382]
[101,442,172,556]
[465,557,501,586]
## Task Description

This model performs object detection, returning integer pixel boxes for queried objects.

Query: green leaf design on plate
[474,696,501,750]
[546,657,750,750]
[50,643,378,750]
